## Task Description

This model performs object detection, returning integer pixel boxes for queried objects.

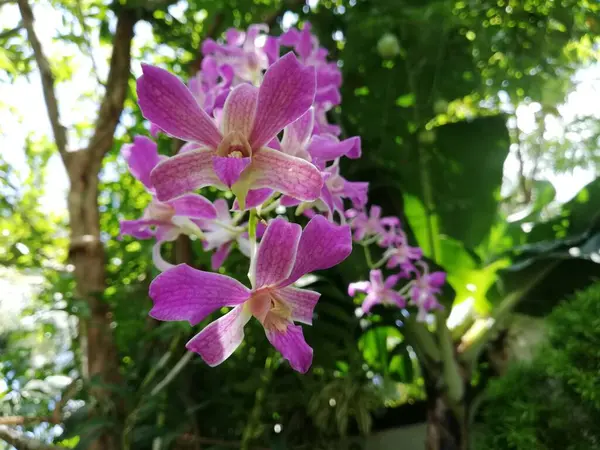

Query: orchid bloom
[149,215,352,373]
[119,136,217,270]
[348,269,405,314]
[346,205,385,241]
[137,52,324,209]
[384,235,423,277]
[410,269,446,321]
[196,199,263,270]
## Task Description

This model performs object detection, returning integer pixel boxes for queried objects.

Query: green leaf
[395,93,416,107]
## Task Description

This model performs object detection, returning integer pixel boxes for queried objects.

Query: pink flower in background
[149,215,352,372]
[348,269,406,313]
[202,24,273,85]
[346,205,385,241]
[410,269,445,321]
[119,137,217,270]
[137,52,323,208]
[384,238,423,277]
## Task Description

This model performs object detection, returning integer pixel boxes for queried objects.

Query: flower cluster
[120,22,444,373]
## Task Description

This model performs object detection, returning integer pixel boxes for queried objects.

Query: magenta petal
[249,53,316,149]
[168,194,217,219]
[122,136,161,190]
[281,108,314,157]
[283,215,352,286]
[120,219,166,240]
[429,271,447,287]
[186,305,251,367]
[151,148,224,202]
[266,324,313,373]
[244,147,323,201]
[308,135,361,162]
[211,242,233,270]
[213,156,252,187]
[279,195,301,207]
[137,64,222,147]
[221,83,258,137]
[149,264,251,325]
[232,188,273,211]
[279,286,320,325]
[254,218,302,288]
[179,142,200,154]
[362,293,380,314]
[153,241,175,272]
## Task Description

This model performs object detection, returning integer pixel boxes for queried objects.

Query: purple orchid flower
[410,269,446,321]
[203,24,272,86]
[149,215,352,373]
[137,52,324,209]
[383,232,423,277]
[196,198,265,270]
[346,205,386,241]
[119,136,217,271]
[348,269,405,314]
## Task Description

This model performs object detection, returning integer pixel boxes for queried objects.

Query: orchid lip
[216,131,253,158]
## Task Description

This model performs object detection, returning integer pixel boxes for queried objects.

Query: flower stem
[241,354,275,450]
[248,208,258,285]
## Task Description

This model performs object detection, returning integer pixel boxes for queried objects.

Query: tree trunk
[425,387,469,450]
[67,154,121,450]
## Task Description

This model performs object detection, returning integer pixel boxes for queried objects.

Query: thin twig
[0,416,60,426]
[17,0,69,159]
[0,23,22,39]
[0,425,65,450]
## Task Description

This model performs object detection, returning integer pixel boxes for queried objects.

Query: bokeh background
[0,0,599,449]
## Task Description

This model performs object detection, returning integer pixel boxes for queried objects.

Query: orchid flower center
[145,201,175,222]
[247,288,292,332]
[216,130,252,158]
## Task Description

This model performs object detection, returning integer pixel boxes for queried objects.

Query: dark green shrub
[476,282,600,450]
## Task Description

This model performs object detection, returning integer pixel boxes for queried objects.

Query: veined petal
[137,64,222,147]
[283,215,352,286]
[253,218,302,288]
[186,305,252,367]
[212,156,251,187]
[266,324,313,373]
[151,148,225,202]
[122,136,161,190]
[279,286,320,325]
[249,52,316,149]
[168,194,218,219]
[232,188,273,211]
[149,264,251,325]
[281,108,314,157]
[221,83,258,137]
[233,147,323,208]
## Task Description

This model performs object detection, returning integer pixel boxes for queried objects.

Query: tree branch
[17,0,68,159]
[85,7,137,165]
[0,426,65,450]
[0,417,59,426]
[0,23,22,39]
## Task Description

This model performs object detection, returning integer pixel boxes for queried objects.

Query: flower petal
[122,136,162,190]
[137,64,222,147]
[283,215,352,286]
[266,324,313,373]
[362,293,380,314]
[348,281,370,296]
[281,108,314,157]
[308,135,361,162]
[233,147,323,208]
[221,83,258,137]
[153,241,175,272]
[253,218,302,288]
[120,218,166,240]
[279,286,320,325]
[249,52,316,149]
[151,148,225,202]
[212,155,252,187]
[149,264,251,325]
[211,242,233,270]
[168,193,218,219]
[186,305,252,367]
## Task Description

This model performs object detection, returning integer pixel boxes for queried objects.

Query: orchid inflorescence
[119,22,444,373]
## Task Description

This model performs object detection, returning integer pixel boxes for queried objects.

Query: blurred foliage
[0,0,599,448]
[476,282,600,450]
